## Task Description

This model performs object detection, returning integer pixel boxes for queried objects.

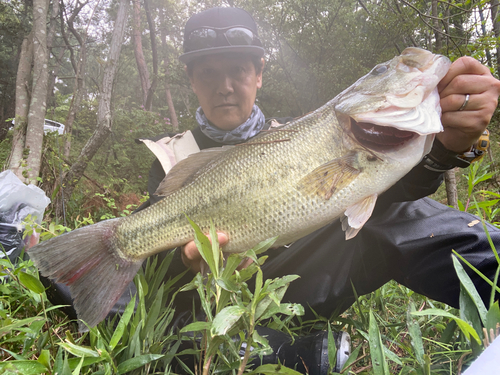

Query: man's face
[189,53,263,131]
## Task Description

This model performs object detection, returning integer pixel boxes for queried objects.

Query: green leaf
[211,306,246,336]
[412,309,481,344]
[135,273,147,326]
[216,277,239,292]
[248,363,303,374]
[180,321,211,333]
[142,284,164,341]
[252,329,272,354]
[452,250,500,295]
[459,283,483,343]
[109,292,136,350]
[383,346,403,366]
[116,354,164,374]
[478,190,500,199]
[66,356,104,370]
[18,272,45,294]
[340,344,362,372]
[440,320,457,344]
[72,356,84,375]
[209,220,220,276]
[1,348,27,361]
[58,341,100,357]
[471,199,499,209]
[37,349,51,370]
[368,310,389,375]
[0,317,44,337]
[452,255,488,325]
[251,236,278,255]
[53,347,72,375]
[185,215,216,276]
[473,171,495,185]
[0,360,48,374]
[252,268,263,312]
[406,303,425,368]
[222,253,245,280]
[327,323,337,371]
[486,302,500,334]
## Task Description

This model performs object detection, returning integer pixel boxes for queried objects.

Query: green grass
[1,154,499,374]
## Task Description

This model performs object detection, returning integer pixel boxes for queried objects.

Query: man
[45,6,500,373]
[142,6,500,311]
[131,6,500,371]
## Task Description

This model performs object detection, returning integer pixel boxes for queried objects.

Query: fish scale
[28,47,451,329]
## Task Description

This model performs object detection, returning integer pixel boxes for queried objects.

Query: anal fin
[341,194,378,240]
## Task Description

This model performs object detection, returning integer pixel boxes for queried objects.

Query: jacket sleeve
[377,160,444,207]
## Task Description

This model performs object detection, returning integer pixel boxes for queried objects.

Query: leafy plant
[177,218,304,375]
[458,160,499,228]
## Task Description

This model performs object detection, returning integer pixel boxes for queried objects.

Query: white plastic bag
[0,170,51,261]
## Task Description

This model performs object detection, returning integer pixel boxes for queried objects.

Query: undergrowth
[0,157,499,374]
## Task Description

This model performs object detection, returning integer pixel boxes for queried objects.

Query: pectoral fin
[297,153,360,200]
[340,194,378,240]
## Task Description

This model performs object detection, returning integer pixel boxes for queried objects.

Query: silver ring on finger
[459,94,470,111]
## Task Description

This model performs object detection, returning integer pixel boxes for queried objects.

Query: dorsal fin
[154,147,231,197]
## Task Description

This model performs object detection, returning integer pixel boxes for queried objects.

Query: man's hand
[437,56,500,153]
[181,232,253,273]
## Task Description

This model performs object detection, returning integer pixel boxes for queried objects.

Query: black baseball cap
[179,7,265,64]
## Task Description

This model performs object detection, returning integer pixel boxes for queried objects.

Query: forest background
[2,0,500,218]
[1,0,500,374]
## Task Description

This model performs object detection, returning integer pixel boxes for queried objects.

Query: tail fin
[28,218,143,330]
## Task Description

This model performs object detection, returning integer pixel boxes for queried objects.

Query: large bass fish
[29,48,450,328]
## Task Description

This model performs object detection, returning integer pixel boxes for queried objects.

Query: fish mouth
[350,117,418,151]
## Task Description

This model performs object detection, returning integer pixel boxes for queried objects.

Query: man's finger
[181,232,228,271]
[438,56,491,93]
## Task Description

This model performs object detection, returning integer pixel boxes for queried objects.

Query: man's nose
[217,75,234,96]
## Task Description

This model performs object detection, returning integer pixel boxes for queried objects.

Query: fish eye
[371,64,388,75]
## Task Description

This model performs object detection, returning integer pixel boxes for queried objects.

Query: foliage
[2,0,500,373]
[2,209,500,373]
[0,216,308,374]
[0,246,73,374]
[457,160,500,227]
[177,219,304,374]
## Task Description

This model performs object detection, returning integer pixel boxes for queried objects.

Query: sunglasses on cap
[185,26,262,52]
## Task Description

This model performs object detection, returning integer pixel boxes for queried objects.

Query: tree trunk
[444,169,458,209]
[46,0,60,111]
[63,2,88,158]
[62,0,129,199]
[158,7,179,130]
[132,0,150,106]
[431,0,442,51]
[64,49,86,158]
[24,0,50,184]
[144,0,158,111]
[491,0,500,77]
[8,34,34,181]
[478,5,492,67]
